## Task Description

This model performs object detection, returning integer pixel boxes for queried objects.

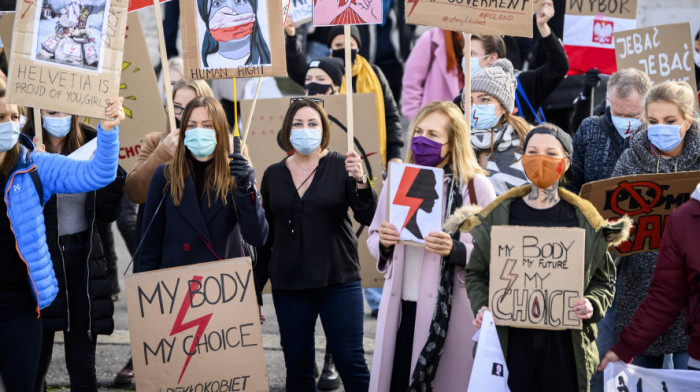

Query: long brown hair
[22,108,84,155]
[165,96,233,206]
[0,89,19,178]
[279,99,332,153]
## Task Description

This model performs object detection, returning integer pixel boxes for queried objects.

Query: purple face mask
[411,136,445,167]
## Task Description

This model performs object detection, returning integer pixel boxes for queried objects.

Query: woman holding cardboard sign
[367,101,496,391]
[0,91,122,392]
[254,98,376,391]
[460,124,628,392]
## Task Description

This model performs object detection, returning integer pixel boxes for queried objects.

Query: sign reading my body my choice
[125,258,268,392]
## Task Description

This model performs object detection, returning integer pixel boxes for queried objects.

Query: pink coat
[367,173,496,391]
[401,28,464,121]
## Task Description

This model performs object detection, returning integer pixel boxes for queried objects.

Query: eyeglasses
[290,97,324,108]
[470,95,496,109]
[173,104,184,115]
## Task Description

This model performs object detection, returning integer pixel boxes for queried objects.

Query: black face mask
[331,48,357,66]
[175,117,181,130]
[305,82,333,96]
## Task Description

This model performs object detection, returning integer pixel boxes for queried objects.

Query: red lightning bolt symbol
[472,108,479,128]
[499,259,518,303]
[393,167,423,231]
[170,276,213,384]
[406,0,420,18]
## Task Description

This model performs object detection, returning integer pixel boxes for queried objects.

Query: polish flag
[563,14,636,75]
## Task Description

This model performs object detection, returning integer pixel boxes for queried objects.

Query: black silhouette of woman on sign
[400,168,439,240]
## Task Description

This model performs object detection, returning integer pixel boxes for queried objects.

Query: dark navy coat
[136,164,268,272]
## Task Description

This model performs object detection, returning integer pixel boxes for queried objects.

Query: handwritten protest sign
[615,22,697,96]
[6,0,128,119]
[180,0,286,80]
[405,0,533,37]
[604,361,700,392]
[489,226,585,330]
[313,0,381,25]
[240,93,385,288]
[579,171,700,257]
[388,162,443,246]
[288,0,312,25]
[125,258,268,391]
[563,0,637,75]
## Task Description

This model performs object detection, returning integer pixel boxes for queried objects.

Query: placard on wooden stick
[125,258,268,391]
[6,0,128,119]
[489,226,585,330]
[406,0,533,37]
[180,0,287,80]
[614,22,697,96]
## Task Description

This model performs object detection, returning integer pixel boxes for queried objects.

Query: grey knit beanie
[471,58,517,113]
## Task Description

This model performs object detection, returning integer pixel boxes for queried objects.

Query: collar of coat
[443,184,632,248]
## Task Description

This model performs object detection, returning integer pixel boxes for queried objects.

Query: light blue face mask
[648,123,685,152]
[0,121,20,152]
[42,115,72,138]
[461,55,486,77]
[471,104,502,130]
[611,115,643,139]
[184,128,217,158]
[290,128,322,155]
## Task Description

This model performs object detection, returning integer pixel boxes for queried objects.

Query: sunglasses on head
[290,97,324,108]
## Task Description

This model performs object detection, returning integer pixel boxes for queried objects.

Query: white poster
[468,311,510,392]
[604,361,700,391]
[387,162,443,245]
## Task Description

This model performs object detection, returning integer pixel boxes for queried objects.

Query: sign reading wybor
[125,258,268,392]
[406,0,533,38]
[489,226,585,330]
[579,171,700,257]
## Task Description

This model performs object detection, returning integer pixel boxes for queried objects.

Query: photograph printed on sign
[388,163,443,245]
[196,0,271,69]
[32,0,110,72]
[313,0,381,26]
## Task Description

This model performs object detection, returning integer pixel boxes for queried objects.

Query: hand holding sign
[536,0,554,36]
[345,150,366,186]
[101,97,126,131]
[379,221,400,250]
[473,306,489,328]
[598,350,621,371]
[424,231,453,257]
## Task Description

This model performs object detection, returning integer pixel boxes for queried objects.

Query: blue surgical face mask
[290,128,322,155]
[42,115,72,138]
[0,121,20,152]
[462,55,486,77]
[611,115,643,139]
[471,104,502,130]
[184,128,217,158]
[647,123,685,152]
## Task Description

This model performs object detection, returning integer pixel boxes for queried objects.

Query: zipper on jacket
[85,194,96,341]
[56,197,71,333]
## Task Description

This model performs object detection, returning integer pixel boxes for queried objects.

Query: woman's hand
[345,150,367,188]
[379,221,400,250]
[425,231,453,257]
[284,18,295,36]
[33,136,45,152]
[574,297,593,319]
[163,129,179,154]
[101,97,125,131]
[473,306,489,328]
[598,350,621,371]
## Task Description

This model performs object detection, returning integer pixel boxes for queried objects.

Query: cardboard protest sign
[579,171,700,257]
[6,0,128,119]
[83,14,166,171]
[604,361,700,392]
[313,0,381,25]
[489,226,585,330]
[125,258,268,391]
[387,162,443,246]
[405,0,533,38]
[288,0,312,25]
[128,0,168,12]
[614,22,698,96]
[0,13,13,54]
[563,0,637,75]
[240,93,385,288]
[180,0,286,80]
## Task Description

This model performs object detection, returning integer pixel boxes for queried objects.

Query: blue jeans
[364,288,382,313]
[633,352,689,369]
[273,281,370,392]
[590,298,616,392]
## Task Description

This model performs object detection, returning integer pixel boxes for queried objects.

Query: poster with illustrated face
[388,162,444,245]
[313,0,381,26]
[181,0,286,79]
[32,0,111,72]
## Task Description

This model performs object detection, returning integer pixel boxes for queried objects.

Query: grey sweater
[611,123,700,356]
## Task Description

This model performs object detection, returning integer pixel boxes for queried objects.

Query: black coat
[41,125,126,335]
[136,164,268,272]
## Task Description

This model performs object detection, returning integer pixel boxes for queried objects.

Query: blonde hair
[405,101,487,183]
[645,81,698,125]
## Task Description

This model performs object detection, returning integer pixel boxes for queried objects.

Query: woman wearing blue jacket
[0,91,123,392]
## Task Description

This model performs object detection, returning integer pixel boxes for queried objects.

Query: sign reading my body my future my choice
[125,258,268,392]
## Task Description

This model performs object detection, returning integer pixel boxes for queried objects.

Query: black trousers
[0,285,42,392]
[390,300,416,392]
[507,328,578,392]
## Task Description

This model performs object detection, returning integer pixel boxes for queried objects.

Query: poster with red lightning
[387,162,443,245]
[124,258,268,391]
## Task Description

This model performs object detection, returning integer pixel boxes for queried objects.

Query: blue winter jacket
[4,125,119,313]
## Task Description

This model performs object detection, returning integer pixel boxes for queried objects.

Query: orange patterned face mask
[521,154,566,189]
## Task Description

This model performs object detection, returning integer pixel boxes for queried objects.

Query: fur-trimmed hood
[448,184,632,247]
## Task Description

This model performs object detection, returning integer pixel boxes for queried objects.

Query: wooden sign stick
[33,109,42,148]
[344,25,354,156]
[463,34,472,128]
[242,77,263,145]
[152,0,177,133]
